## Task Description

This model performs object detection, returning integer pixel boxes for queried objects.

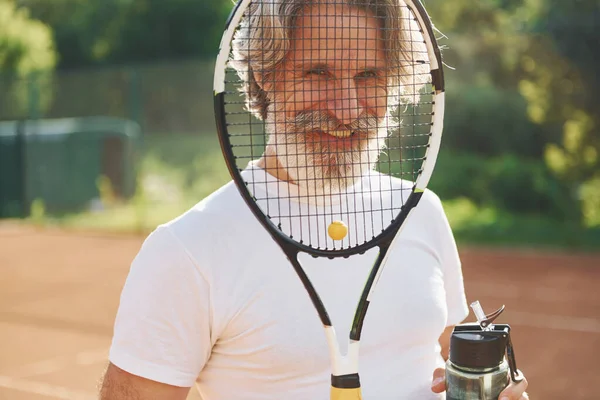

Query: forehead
[289,4,385,65]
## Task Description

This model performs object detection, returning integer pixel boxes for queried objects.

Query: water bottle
[445,301,523,400]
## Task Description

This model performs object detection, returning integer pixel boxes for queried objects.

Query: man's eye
[356,70,378,79]
[306,68,328,77]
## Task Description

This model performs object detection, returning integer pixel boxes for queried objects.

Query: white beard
[264,109,389,195]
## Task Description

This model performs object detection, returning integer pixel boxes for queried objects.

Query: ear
[253,69,265,90]
[253,70,274,93]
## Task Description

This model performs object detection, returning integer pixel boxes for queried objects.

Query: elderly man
[100,1,528,399]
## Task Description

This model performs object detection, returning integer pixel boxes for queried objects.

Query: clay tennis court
[1,223,598,399]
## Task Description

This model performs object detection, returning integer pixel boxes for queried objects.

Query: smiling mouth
[314,129,358,138]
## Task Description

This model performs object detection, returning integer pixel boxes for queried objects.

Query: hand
[431,367,529,399]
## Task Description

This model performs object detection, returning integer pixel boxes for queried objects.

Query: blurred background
[0,0,598,399]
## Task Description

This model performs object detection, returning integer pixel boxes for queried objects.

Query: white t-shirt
[109,163,469,399]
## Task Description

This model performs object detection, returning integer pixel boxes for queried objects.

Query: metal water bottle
[445,301,523,400]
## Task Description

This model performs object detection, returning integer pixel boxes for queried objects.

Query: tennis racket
[213,0,445,398]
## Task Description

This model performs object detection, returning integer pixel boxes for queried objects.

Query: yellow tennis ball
[328,220,348,241]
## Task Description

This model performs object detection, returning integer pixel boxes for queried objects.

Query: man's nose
[327,78,364,126]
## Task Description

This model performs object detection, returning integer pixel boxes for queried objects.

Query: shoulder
[165,179,250,241]
[409,186,452,239]
[169,179,262,250]
[136,179,261,279]
[416,187,446,217]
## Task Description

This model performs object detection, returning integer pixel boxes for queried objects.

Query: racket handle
[330,387,363,400]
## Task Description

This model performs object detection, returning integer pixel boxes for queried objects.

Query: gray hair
[230,0,426,120]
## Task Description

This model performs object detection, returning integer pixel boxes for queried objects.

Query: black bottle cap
[449,325,509,369]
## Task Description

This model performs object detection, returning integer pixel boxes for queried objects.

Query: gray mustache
[285,111,382,133]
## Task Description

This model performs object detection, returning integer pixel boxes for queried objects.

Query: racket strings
[224,0,434,250]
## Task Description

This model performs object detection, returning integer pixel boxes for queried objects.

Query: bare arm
[99,363,191,400]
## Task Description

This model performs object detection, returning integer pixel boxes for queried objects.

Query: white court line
[0,375,96,400]
[7,348,108,380]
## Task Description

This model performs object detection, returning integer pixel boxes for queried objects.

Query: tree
[425,0,550,159]
[519,0,600,226]
[0,0,55,75]
[18,0,232,69]
[0,0,56,118]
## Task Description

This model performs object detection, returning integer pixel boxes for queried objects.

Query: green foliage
[106,0,232,64]
[443,84,549,157]
[428,0,599,229]
[140,133,230,201]
[445,197,600,251]
[29,197,46,226]
[19,0,232,69]
[96,175,117,207]
[14,0,112,68]
[427,0,530,87]
[429,151,574,218]
[0,0,56,76]
[580,176,600,228]
[518,0,600,227]
[0,0,56,118]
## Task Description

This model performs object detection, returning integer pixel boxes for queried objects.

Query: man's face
[264,3,389,194]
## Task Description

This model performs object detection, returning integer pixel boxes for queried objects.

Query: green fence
[0,117,140,217]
